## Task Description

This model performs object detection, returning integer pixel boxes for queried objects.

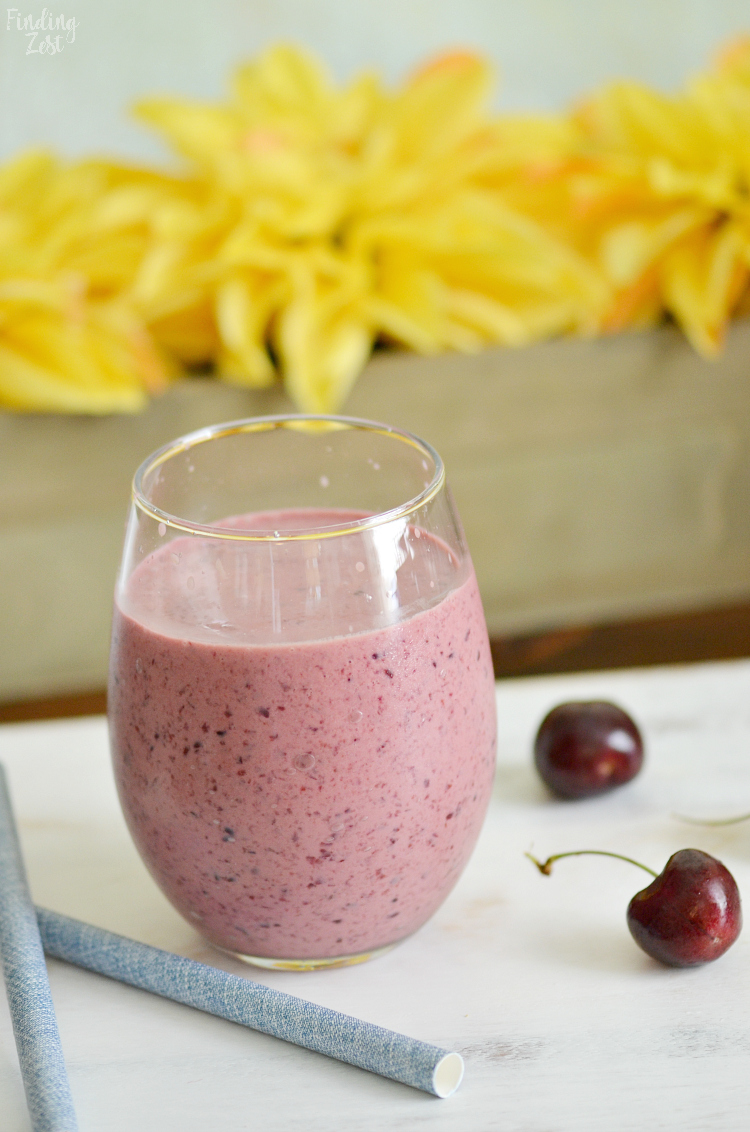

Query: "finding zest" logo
[6,8,79,54]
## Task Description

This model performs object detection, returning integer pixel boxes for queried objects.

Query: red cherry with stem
[534,701,644,799]
[627,849,742,966]
[527,848,742,967]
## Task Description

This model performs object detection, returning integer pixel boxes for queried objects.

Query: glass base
[223,941,397,971]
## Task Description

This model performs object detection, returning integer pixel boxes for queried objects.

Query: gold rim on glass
[131,414,445,542]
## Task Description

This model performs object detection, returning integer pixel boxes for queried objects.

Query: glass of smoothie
[109,416,497,969]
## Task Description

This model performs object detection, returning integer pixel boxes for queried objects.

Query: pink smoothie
[109,511,497,960]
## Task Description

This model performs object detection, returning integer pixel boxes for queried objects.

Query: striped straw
[0,765,78,1132]
[36,907,464,1098]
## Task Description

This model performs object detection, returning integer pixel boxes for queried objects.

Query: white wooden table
[2,660,749,1131]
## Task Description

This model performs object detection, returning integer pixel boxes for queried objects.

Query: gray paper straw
[0,766,78,1132]
[36,907,464,1098]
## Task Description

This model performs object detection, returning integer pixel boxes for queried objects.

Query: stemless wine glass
[108,415,497,969]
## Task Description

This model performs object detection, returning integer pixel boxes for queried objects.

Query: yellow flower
[0,150,174,412]
[134,45,607,411]
[566,38,750,353]
[4,39,750,414]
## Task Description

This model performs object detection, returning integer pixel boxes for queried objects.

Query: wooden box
[3,319,750,702]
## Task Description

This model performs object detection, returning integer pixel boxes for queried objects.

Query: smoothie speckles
[109,522,497,960]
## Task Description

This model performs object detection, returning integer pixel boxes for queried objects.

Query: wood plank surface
[2,662,749,1130]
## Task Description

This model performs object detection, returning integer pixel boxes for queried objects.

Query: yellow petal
[660,222,745,354]
[599,207,708,286]
[446,289,531,346]
[148,301,219,367]
[275,267,372,411]
[233,44,333,120]
[398,51,494,159]
[134,99,239,166]
[215,275,279,387]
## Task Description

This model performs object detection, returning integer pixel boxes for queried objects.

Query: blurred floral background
[6,1,750,708]
[3,1,750,415]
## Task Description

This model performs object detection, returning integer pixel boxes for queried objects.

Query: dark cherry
[627,849,742,967]
[534,700,643,799]
[527,848,742,967]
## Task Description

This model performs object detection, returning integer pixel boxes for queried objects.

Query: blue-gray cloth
[36,907,463,1098]
[0,766,78,1132]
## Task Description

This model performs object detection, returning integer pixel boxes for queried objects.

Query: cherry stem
[673,811,750,827]
[525,849,658,878]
